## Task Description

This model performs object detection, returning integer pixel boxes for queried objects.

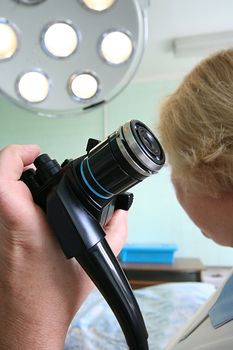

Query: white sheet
[65,282,215,350]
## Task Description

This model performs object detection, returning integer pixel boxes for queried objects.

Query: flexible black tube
[76,239,149,350]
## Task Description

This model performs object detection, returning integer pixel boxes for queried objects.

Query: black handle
[46,176,148,349]
[77,240,149,350]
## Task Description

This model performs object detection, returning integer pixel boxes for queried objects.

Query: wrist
[0,286,69,350]
[0,325,66,350]
[0,311,68,350]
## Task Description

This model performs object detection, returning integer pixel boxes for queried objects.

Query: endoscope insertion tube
[77,239,149,350]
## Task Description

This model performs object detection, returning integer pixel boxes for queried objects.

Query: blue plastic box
[119,244,178,264]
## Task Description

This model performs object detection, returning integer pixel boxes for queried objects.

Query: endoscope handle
[77,239,149,350]
[46,177,148,349]
[46,176,105,258]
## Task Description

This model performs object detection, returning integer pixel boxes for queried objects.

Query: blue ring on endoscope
[80,159,112,200]
[86,158,113,195]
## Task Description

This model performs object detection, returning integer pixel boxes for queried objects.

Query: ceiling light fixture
[17,71,50,103]
[69,72,99,100]
[100,31,133,64]
[0,0,149,117]
[0,20,18,60]
[42,22,79,58]
[81,0,115,12]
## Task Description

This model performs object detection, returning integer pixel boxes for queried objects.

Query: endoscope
[21,119,165,349]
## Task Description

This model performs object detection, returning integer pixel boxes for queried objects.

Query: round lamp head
[0,0,148,117]
[0,21,18,60]
[69,73,99,100]
[17,71,50,103]
[101,31,133,64]
[42,22,79,58]
[82,0,115,11]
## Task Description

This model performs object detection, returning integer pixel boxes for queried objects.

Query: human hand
[0,144,128,350]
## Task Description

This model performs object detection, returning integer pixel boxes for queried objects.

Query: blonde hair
[159,49,233,196]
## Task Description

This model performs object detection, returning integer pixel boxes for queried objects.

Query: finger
[0,144,40,181]
[105,209,128,230]
[104,209,128,256]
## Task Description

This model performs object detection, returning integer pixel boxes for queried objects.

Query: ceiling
[133,0,233,83]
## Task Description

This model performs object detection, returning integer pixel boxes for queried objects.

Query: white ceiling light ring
[80,0,116,12]
[68,71,100,102]
[99,29,134,65]
[41,20,80,59]
[16,69,51,104]
[0,18,19,61]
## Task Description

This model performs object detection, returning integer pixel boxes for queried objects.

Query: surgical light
[17,71,49,103]
[101,31,133,64]
[42,22,78,58]
[0,21,18,60]
[82,0,115,11]
[69,73,99,100]
[0,0,149,117]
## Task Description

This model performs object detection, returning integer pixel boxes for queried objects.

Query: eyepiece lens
[135,123,164,163]
[137,126,159,156]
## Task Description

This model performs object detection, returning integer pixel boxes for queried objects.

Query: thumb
[0,144,40,181]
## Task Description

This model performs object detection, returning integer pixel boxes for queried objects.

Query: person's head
[159,49,233,246]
